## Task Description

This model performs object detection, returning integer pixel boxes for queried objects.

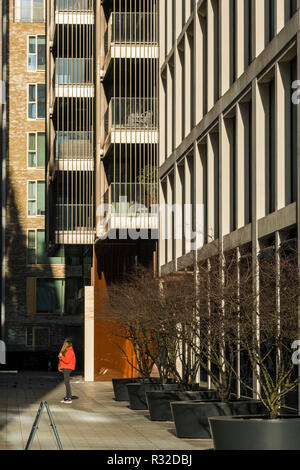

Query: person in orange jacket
[58,338,76,404]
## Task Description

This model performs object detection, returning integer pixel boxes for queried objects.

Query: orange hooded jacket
[59,346,76,371]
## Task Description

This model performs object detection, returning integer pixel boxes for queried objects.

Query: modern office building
[158,0,300,394]
[159,0,299,272]
[46,0,159,380]
[0,0,89,371]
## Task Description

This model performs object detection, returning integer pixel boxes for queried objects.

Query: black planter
[209,415,300,450]
[127,383,181,410]
[146,390,219,421]
[112,377,161,401]
[171,400,266,439]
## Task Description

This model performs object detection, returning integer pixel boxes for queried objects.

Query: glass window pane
[28,54,36,71]
[29,36,36,53]
[28,133,36,150]
[28,248,36,264]
[28,103,36,119]
[28,230,36,248]
[37,84,45,118]
[36,279,64,314]
[37,133,45,167]
[28,152,36,167]
[37,229,48,264]
[29,84,35,101]
[21,0,31,22]
[33,0,45,22]
[28,200,36,216]
[37,181,45,215]
[28,181,36,198]
[37,36,45,70]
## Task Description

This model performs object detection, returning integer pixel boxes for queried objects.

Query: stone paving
[0,372,213,451]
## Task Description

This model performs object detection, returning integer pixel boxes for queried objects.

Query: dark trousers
[63,369,72,399]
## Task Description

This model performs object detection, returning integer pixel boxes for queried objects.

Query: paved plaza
[0,372,213,451]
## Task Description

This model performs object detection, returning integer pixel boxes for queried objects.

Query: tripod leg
[44,402,63,450]
[25,402,45,450]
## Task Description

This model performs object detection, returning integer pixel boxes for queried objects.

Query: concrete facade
[159,0,300,275]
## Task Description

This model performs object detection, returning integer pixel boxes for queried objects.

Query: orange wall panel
[93,253,137,381]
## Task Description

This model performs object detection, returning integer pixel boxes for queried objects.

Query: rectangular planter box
[146,390,219,421]
[171,400,267,439]
[112,377,161,401]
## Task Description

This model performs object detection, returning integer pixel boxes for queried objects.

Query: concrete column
[176,0,183,40]
[84,286,94,382]
[236,0,245,79]
[220,0,230,95]
[167,174,174,263]
[219,115,231,237]
[275,62,291,210]
[174,163,183,260]
[167,0,173,55]
[159,180,167,272]
[207,133,218,241]
[166,64,173,158]
[159,73,167,165]
[194,142,206,250]
[194,10,204,123]
[275,0,286,35]
[175,46,183,148]
[253,0,265,58]
[207,0,215,111]
[255,82,268,220]
[236,102,250,229]
[184,33,192,137]
[185,156,192,254]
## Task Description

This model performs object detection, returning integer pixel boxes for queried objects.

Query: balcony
[55,58,94,98]
[103,12,158,72]
[96,183,158,237]
[55,131,94,171]
[55,203,94,244]
[104,98,158,153]
[55,0,94,25]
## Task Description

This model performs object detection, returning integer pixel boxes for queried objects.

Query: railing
[103,183,158,213]
[56,204,93,230]
[104,98,157,135]
[55,0,93,11]
[55,131,93,158]
[104,12,158,55]
[55,58,93,85]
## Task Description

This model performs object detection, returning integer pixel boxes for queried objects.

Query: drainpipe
[1,0,7,345]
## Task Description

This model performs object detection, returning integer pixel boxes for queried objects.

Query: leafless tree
[236,250,300,418]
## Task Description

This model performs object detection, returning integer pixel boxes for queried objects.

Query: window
[27,229,65,265]
[28,132,45,167]
[28,84,45,119]
[36,279,65,314]
[28,180,45,216]
[28,36,45,71]
[14,0,45,23]
[26,327,50,348]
